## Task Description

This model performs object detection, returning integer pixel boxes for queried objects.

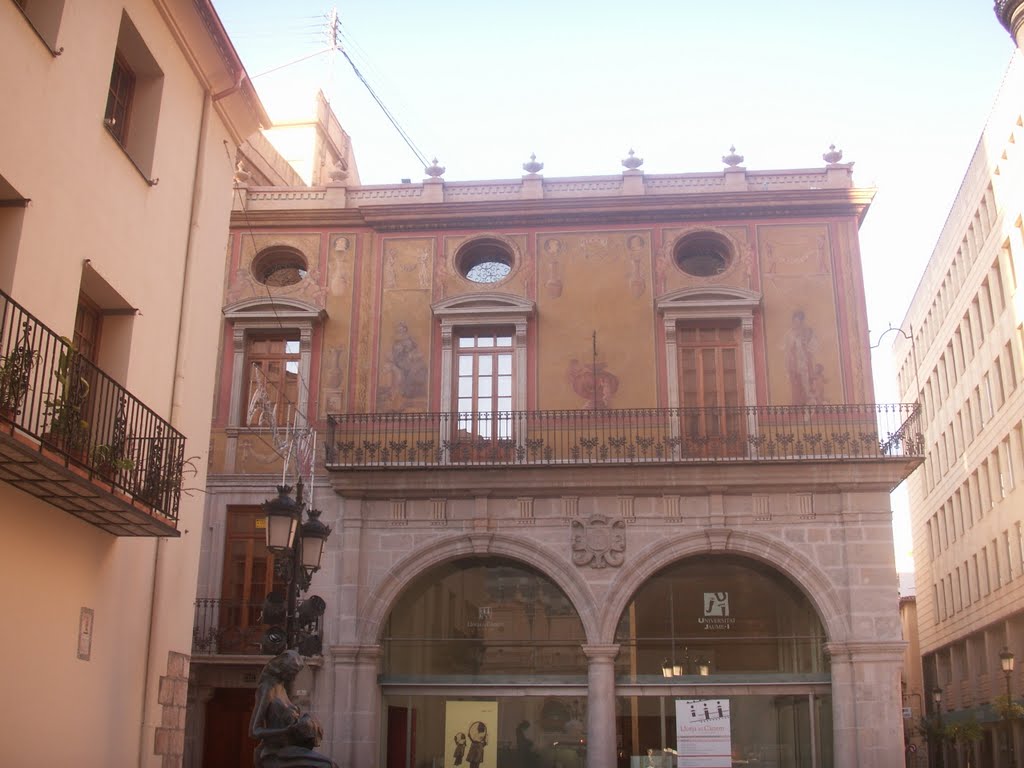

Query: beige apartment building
[893,38,1024,768]
[0,2,265,766]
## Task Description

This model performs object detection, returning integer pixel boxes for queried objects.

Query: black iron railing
[326,404,923,468]
[0,288,185,521]
[192,597,323,656]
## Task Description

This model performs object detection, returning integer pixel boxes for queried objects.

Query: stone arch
[596,528,849,644]
[356,531,600,646]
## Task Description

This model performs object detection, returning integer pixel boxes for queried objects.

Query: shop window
[381,558,586,678]
[12,0,65,53]
[104,12,164,180]
[615,554,828,677]
[245,335,301,427]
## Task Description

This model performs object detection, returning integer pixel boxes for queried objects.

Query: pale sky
[214,1,1018,572]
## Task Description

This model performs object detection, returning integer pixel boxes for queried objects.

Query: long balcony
[0,289,185,536]
[325,404,923,496]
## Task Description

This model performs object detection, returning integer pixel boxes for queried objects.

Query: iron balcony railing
[326,404,922,468]
[192,597,324,656]
[0,288,185,522]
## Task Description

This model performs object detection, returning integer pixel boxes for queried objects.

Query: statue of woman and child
[250,650,338,768]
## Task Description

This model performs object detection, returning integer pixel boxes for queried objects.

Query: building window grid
[963,559,972,607]
[1005,530,1014,582]
[947,500,957,544]
[973,554,982,601]
[992,260,1007,316]
[994,357,1006,409]
[993,538,1002,590]
[1017,523,1024,579]
[1005,340,1019,390]
[104,51,135,147]
[983,546,992,595]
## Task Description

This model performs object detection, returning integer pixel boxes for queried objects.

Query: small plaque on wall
[77,607,94,661]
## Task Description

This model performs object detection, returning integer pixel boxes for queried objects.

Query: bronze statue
[250,650,338,768]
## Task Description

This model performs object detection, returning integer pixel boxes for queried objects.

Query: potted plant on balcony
[92,396,134,480]
[43,338,91,460]
[0,321,39,422]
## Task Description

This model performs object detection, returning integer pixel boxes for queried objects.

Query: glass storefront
[380,555,834,768]
[615,694,833,768]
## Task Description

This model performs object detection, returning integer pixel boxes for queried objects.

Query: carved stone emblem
[571,514,626,568]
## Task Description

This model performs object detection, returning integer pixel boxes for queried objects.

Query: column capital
[581,643,620,662]
[825,640,906,663]
[328,643,383,666]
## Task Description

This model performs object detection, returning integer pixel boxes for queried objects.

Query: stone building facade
[188,138,921,767]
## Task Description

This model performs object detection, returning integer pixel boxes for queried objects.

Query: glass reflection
[382,558,587,677]
[615,555,828,679]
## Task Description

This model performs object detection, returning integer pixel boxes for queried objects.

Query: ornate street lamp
[260,480,331,656]
[1002,648,1017,768]
[933,687,944,768]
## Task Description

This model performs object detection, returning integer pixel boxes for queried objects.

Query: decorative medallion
[570,514,626,568]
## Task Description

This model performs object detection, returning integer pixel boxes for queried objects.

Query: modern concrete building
[893,39,1024,768]
[0,2,266,766]
[898,574,927,767]
[186,117,922,767]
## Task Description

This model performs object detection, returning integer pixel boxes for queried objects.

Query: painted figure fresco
[567,359,619,409]
[782,310,823,405]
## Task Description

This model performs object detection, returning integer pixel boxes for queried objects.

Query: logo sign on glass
[699,592,736,631]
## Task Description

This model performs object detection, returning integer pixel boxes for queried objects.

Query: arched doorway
[612,554,833,768]
[379,557,589,768]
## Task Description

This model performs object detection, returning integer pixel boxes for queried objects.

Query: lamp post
[933,687,944,768]
[1002,647,1017,768]
[261,480,331,655]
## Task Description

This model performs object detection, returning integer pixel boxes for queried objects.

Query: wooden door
[678,322,745,456]
[219,506,283,653]
[202,687,257,768]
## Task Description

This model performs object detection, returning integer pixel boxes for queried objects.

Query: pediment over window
[656,286,761,316]
[223,297,326,324]
[432,292,535,323]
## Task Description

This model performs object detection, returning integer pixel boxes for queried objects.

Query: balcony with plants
[0,288,187,536]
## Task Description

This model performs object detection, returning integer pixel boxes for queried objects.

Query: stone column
[330,644,383,768]
[826,641,906,768]
[583,644,620,768]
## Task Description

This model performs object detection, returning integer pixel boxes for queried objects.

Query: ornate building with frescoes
[186,130,922,767]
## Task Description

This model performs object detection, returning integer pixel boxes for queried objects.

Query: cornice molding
[231,187,876,231]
